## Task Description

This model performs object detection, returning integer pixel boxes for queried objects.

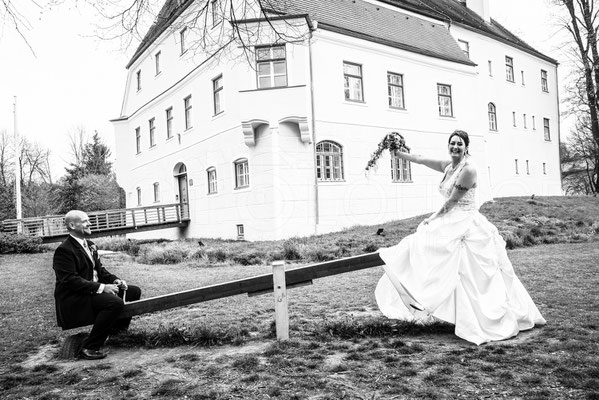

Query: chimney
[465,0,490,23]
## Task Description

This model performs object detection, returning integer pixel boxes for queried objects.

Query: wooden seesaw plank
[118,252,384,319]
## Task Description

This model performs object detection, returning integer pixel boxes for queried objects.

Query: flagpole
[14,96,22,222]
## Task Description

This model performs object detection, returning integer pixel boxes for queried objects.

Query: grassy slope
[92,195,599,266]
[0,196,598,399]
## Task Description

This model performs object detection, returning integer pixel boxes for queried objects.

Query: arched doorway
[174,163,189,219]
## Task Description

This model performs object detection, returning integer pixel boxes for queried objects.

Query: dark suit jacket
[53,236,119,329]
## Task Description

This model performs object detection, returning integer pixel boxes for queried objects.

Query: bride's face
[448,135,466,161]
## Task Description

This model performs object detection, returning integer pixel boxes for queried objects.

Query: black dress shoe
[79,348,107,360]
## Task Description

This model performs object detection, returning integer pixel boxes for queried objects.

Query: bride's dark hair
[449,130,470,155]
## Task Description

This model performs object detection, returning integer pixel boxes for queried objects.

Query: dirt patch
[21,340,272,371]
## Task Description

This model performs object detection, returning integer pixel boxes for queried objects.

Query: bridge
[1,203,190,243]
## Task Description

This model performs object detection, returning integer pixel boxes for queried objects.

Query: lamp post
[14,96,22,222]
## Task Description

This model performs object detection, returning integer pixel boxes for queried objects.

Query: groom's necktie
[83,241,98,282]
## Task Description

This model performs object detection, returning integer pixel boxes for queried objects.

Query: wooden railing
[1,203,190,239]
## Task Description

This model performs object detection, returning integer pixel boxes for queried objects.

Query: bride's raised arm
[394,150,450,173]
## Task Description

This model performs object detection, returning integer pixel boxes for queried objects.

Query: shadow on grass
[315,316,454,340]
[107,323,251,348]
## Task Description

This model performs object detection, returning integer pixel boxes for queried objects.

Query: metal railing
[1,203,190,238]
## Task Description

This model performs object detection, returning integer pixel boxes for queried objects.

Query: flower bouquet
[365,131,410,172]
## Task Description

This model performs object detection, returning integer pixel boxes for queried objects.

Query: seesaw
[58,252,385,358]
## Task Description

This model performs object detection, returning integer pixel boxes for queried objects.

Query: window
[343,62,364,101]
[488,60,493,76]
[234,159,249,188]
[437,84,453,117]
[136,70,141,91]
[526,160,530,175]
[135,127,141,154]
[488,103,497,131]
[541,70,548,92]
[213,75,223,115]
[136,187,142,206]
[391,151,412,182]
[515,159,519,175]
[153,182,160,202]
[256,45,287,88]
[521,70,525,85]
[387,72,405,109]
[532,115,536,130]
[543,118,551,141]
[458,39,469,58]
[180,27,187,55]
[149,118,156,147]
[212,0,220,27]
[155,51,161,75]
[237,224,245,240]
[512,112,517,127]
[543,162,547,174]
[166,107,173,139]
[207,167,217,194]
[505,56,514,82]
[523,114,527,129]
[184,95,192,130]
[316,141,344,181]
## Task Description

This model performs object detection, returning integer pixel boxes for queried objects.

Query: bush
[206,248,228,263]
[282,237,306,260]
[500,230,522,249]
[232,250,267,266]
[0,233,44,254]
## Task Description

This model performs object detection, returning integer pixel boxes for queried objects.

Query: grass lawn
[1,237,598,399]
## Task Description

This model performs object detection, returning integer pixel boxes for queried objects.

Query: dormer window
[155,51,161,75]
[457,39,469,58]
[180,27,187,55]
[505,56,514,82]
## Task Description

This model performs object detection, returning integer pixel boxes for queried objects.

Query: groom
[52,210,141,360]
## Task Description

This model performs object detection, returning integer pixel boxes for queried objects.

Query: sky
[0,0,572,181]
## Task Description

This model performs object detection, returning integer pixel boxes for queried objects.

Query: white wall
[113,3,562,241]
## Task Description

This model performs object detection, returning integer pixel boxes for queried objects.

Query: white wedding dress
[375,159,546,345]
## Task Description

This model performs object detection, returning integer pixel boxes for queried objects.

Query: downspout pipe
[306,17,320,231]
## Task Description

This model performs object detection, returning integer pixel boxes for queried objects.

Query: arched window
[316,141,344,181]
[488,102,498,131]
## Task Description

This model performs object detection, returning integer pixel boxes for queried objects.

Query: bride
[374,130,546,345]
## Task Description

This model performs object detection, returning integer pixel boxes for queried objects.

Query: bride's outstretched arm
[394,150,450,173]
[424,165,477,224]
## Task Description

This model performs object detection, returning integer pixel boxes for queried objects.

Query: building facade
[112,0,562,241]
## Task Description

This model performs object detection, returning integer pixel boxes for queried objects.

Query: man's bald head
[65,210,91,238]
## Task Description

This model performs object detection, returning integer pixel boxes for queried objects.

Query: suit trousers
[81,285,141,350]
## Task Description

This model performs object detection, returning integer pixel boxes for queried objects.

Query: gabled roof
[125,0,555,69]
[381,0,557,64]
[126,0,195,69]
[276,0,473,65]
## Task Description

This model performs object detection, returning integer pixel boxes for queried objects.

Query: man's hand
[102,284,119,295]
[114,279,128,290]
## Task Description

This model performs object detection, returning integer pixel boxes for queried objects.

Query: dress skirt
[375,209,546,345]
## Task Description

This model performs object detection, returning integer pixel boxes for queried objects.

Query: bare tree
[562,115,598,194]
[66,125,89,170]
[0,129,14,187]
[19,137,53,186]
[555,0,599,193]
[4,0,310,63]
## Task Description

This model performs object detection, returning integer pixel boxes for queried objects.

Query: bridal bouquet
[365,131,410,172]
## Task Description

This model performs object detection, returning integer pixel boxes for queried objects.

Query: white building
[112,0,562,241]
